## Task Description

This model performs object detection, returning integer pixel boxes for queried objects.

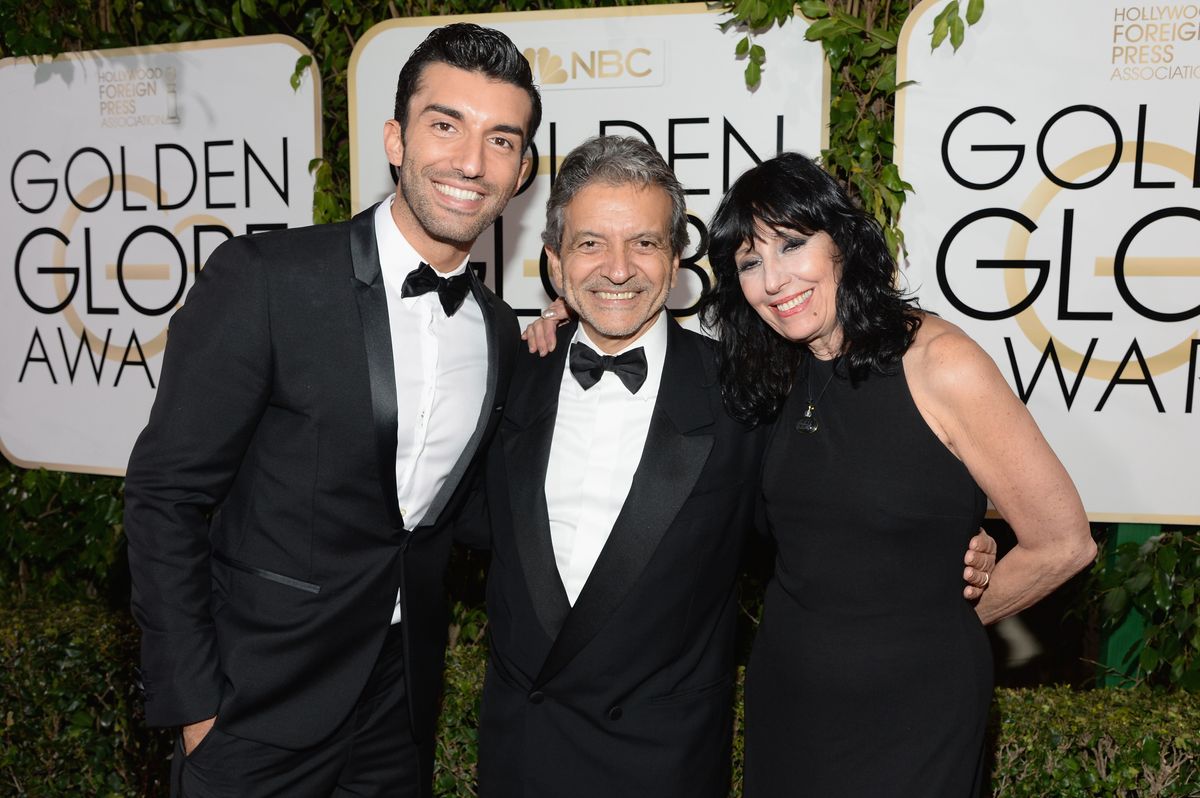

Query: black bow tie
[569,342,648,394]
[400,262,471,317]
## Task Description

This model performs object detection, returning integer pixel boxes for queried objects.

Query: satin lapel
[535,319,715,686]
[420,271,508,527]
[350,204,403,529]
[503,322,576,639]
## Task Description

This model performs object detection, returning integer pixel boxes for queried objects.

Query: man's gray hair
[542,135,689,257]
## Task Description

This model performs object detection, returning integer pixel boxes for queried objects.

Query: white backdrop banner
[0,36,320,475]
[897,0,1200,522]
[349,4,829,321]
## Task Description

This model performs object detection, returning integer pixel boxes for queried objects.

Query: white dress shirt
[544,311,669,605]
[374,197,488,623]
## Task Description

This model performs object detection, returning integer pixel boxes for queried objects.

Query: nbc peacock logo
[519,40,665,90]
[523,47,568,85]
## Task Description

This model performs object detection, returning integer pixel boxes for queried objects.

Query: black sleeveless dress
[744,356,992,797]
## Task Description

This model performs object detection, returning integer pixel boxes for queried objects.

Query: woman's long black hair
[699,152,922,426]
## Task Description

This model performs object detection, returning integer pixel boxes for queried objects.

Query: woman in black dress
[701,153,1095,797]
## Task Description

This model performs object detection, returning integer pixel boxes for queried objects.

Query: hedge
[3,603,1198,797]
[0,463,127,606]
[0,603,169,797]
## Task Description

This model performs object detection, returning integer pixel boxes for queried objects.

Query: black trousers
[171,623,428,798]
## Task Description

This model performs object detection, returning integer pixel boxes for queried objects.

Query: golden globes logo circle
[935,104,1199,412]
[1003,141,1197,384]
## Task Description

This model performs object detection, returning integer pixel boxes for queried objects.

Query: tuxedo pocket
[212,551,321,594]
[646,675,733,707]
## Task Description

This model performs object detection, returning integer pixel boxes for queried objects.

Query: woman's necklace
[795,356,839,434]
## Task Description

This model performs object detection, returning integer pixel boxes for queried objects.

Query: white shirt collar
[374,194,470,279]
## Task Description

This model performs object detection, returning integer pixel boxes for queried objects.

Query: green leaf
[1158,544,1179,573]
[1103,587,1129,618]
[805,17,844,41]
[1129,570,1153,594]
[966,0,985,25]
[749,0,769,26]
[749,44,766,63]
[882,225,899,258]
[949,14,965,51]
[1153,574,1172,610]
[880,163,906,192]
[798,0,829,19]
[930,2,956,51]
[870,28,899,50]
[310,13,328,42]
[856,122,877,151]
[882,188,902,218]
[241,0,257,19]
[824,34,851,69]
[735,36,750,58]
[745,59,761,89]
[290,54,312,91]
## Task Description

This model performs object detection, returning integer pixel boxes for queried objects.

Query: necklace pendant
[796,403,819,434]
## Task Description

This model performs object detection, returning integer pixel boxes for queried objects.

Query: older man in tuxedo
[469,135,768,797]
[125,24,536,798]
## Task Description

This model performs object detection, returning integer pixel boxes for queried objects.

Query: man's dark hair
[393,23,542,153]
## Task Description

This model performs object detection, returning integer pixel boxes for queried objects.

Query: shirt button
[529,691,545,705]
[607,706,622,721]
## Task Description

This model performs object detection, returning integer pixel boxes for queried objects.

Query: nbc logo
[524,47,568,85]
[520,41,665,90]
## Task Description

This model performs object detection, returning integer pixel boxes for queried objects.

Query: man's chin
[579,313,656,345]
[421,217,496,248]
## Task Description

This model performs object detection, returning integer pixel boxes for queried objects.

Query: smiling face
[384,63,532,271]
[735,224,844,359]
[547,181,679,354]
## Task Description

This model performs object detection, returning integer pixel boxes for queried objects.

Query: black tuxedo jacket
[474,319,768,798]
[125,205,518,754]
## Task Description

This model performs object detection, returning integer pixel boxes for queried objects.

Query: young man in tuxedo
[124,24,537,797]
[469,135,996,798]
